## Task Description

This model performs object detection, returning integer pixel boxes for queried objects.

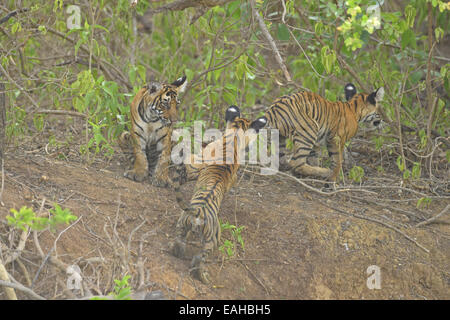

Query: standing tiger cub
[118,76,187,186]
[265,84,384,182]
[171,106,267,284]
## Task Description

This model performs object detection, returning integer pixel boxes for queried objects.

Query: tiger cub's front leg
[124,133,149,182]
[171,212,189,259]
[190,240,215,284]
[151,127,173,187]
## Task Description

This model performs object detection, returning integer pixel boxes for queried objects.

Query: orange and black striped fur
[171,106,267,283]
[265,84,384,182]
[118,76,187,186]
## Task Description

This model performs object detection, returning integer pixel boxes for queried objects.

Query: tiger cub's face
[144,75,187,125]
[345,84,384,128]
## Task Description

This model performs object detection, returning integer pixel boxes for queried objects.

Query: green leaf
[11,21,22,34]
[396,155,405,172]
[404,5,416,28]
[401,29,416,49]
[277,24,290,41]
[412,162,421,179]
[314,21,324,36]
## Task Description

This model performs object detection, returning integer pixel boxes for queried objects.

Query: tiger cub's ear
[344,83,357,101]
[367,87,385,105]
[225,105,240,123]
[250,116,268,133]
[171,75,187,93]
[147,82,162,94]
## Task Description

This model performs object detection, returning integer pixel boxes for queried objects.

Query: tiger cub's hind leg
[289,132,331,179]
[307,144,321,167]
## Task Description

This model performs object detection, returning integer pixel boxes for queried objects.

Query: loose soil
[0,120,449,300]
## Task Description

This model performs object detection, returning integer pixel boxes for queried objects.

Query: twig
[294,5,368,92]
[137,229,150,289]
[0,159,4,207]
[130,5,138,66]
[53,216,83,258]
[127,219,146,267]
[426,95,438,178]
[4,225,29,265]
[151,0,235,14]
[32,215,82,287]
[33,109,87,118]
[318,200,430,253]
[416,205,450,228]
[250,0,292,83]
[246,167,377,196]
[280,1,325,80]
[0,63,40,111]
[426,3,434,115]
[240,261,269,295]
[187,49,247,91]
[349,195,425,221]
[54,57,99,68]
[0,8,29,25]
[394,69,410,176]
[16,258,32,287]
[0,279,46,300]
[0,75,5,206]
[43,26,132,90]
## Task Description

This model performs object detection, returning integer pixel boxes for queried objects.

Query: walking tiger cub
[265,83,384,182]
[118,76,187,186]
[171,106,268,283]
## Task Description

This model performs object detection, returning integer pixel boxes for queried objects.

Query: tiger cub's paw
[124,169,148,182]
[150,176,172,188]
[170,240,186,258]
[191,265,210,284]
[190,255,210,284]
[118,131,132,150]
[196,269,210,285]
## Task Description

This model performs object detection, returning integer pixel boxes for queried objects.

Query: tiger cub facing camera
[118,76,187,187]
[171,105,267,283]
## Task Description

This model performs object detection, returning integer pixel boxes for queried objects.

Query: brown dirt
[0,122,449,300]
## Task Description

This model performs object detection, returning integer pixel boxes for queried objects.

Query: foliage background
[0,0,449,176]
[0,0,449,301]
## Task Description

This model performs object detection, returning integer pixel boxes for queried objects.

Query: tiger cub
[265,84,384,182]
[171,106,267,283]
[118,76,187,186]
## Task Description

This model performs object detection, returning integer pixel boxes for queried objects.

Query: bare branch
[0,75,5,206]
[0,8,29,25]
[0,63,41,111]
[416,204,450,228]
[0,279,46,300]
[34,109,87,119]
[250,0,292,83]
[151,0,235,14]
